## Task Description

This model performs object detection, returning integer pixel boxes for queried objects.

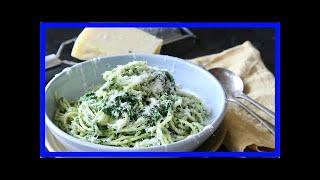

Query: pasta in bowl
[45,54,226,151]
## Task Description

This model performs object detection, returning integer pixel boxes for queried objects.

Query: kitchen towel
[190,41,275,151]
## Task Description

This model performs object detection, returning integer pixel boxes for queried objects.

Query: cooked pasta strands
[54,61,209,147]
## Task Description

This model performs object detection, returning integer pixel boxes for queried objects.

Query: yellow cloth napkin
[190,41,275,151]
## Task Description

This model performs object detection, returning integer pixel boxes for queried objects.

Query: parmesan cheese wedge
[71,28,163,60]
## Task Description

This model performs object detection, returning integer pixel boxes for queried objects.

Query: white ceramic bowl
[45,54,227,151]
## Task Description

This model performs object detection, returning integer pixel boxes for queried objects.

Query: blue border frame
[40,22,280,158]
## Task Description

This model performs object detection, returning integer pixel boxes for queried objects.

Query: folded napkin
[190,41,275,151]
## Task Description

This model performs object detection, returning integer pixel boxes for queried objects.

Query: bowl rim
[45,53,227,151]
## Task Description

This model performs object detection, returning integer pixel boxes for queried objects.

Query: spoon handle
[228,98,275,135]
[235,93,275,118]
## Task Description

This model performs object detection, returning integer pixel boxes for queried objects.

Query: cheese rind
[71,28,163,60]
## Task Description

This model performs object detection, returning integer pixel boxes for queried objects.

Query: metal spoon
[210,68,274,135]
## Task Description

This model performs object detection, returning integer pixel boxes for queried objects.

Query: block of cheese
[71,28,163,60]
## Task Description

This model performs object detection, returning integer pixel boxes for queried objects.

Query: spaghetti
[54,61,209,147]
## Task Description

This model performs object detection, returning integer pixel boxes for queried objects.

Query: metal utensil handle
[228,98,275,135]
[45,54,61,69]
[236,93,274,118]
[56,37,77,57]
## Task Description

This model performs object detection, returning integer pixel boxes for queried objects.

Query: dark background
[187,28,274,72]
[45,28,274,151]
[46,28,274,84]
